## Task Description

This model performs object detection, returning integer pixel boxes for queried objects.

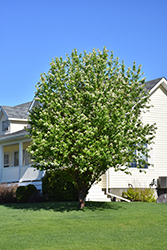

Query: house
[0,77,167,200]
[0,102,43,189]
[88,77,167,201]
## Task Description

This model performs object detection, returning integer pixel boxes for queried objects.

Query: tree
[27,47,156,208]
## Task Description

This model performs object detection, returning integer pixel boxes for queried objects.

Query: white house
[0,77,167,200]
[0,102,43,189]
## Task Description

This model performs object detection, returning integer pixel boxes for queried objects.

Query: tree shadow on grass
[85,201,125,211]
[2,201,125,212]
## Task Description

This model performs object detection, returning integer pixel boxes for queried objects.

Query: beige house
[87,77,167,201]
[0,77,167,200]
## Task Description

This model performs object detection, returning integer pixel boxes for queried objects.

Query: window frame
[1,120,10,133]
[4,152,10,168]
[130,144,148,169]
[13,151,19,167]
[23,149,31,166]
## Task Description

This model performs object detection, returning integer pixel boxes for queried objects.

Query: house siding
[10,121,28,133]
[99,86,167,190]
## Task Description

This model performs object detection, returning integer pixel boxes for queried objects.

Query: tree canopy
[27,47,156,208]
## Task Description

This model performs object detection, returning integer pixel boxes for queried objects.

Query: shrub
[27,190,44,203]
[26,184,37,199]
[42,170,78,201]
[122,187,156,202]
[16,186,26,203]
[16,184,37,203]
[140,188,156,202]
[0,183,18,203]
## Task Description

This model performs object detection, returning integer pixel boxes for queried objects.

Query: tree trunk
[78,187,87,209]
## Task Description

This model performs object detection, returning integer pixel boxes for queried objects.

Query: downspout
[106,169,131,202]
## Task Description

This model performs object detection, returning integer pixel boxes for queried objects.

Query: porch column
[19,142,23,181]
[0,145,2,183]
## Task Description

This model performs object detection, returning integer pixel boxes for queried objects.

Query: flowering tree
[27,47,156,208]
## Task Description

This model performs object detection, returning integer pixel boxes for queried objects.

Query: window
[2,120,10,132]
[138,145,148,168]
[3,144,19,167]
[14,151,19,166]
[4,153,9,168]
[130,151,137,168]
[23,142,31,166]
[130,144,148,169]
[23,149,30,165]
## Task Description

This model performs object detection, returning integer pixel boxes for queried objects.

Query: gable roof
[0,101,32,120]
[145,77,164,91]
[145,77,167,94]
[0,78,166,121]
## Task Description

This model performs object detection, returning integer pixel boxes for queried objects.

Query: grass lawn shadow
[2,201,124,212]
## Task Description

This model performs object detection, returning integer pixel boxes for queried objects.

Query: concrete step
[86,183,111,202]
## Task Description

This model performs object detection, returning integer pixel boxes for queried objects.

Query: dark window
[4,153,9,167]
[2,120,10,132]
[14,151,19,166]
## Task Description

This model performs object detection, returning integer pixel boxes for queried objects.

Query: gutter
[9,118,28,121]
[106,169,130,202]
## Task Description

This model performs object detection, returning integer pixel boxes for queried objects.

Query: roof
[0,129,28,141]
[145,77,166,91]
[0,78,166,120]
[1,101,32,120]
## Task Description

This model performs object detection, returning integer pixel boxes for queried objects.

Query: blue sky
[0,0,167,106]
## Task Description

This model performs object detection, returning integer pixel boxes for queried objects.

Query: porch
[0,140,43,184]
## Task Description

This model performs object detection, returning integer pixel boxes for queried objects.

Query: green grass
[0,202,167,250]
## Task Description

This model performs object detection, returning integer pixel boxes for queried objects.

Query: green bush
[16,186,26,203]
[0,183,18,203]
[16,184,37,203]
[42,170,78,201]
[122,187,156,202]
[26,184,37,198]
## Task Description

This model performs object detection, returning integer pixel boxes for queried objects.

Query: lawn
[0,201,167,250]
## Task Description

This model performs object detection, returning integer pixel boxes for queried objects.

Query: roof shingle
[1,101,32,120]
[0,129,28,141]
[145,77,165,91]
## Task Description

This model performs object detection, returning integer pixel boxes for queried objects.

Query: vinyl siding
[10,121,28,133]
[99,86,167,189]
